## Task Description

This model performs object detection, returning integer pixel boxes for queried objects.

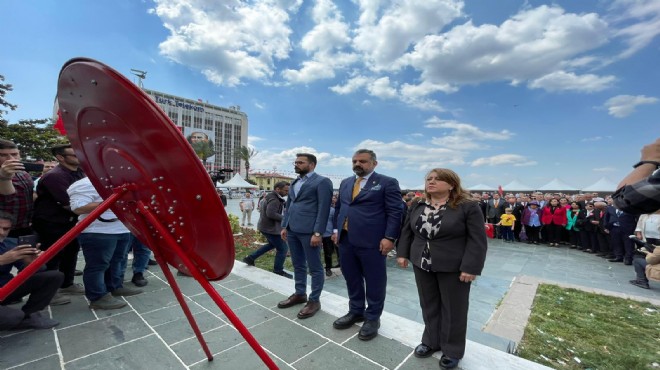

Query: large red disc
[57,58,234,280]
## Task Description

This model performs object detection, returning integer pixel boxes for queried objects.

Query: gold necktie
[352,177,363,200]
[344,177,363,230]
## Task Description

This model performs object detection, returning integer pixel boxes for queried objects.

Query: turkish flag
[54,110,67,135]
[498,185,504,196]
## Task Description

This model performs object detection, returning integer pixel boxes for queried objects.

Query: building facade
[251,172,295,191]
[143,88,248,174]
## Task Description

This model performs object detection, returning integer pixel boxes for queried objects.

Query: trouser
[596,232,611,254]
[322,236,338,269]
[545,223,562,244]
[526,225,541,243]
[78,233,132,301]
[513,221,523,241]
[0,270,63,329]
[487,218,500,238]
[128,236,151,274]
[579,230,598,251]
[609,226,635,260]
[413,266,470,359]
[569,229,580,246]
[338,230,387,321]
[241,210,253,225]
[32,219,80,288]
[632,256,648,282]
[499,226,514,241]
[248,232,289,273]
[287,229,324,302]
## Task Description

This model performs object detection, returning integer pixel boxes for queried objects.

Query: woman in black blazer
[396,168,488,369]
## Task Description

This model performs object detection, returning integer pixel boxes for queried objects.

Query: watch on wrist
[633,160,660,169]
[313,232,321,237]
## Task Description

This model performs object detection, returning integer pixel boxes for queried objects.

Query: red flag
[54,110,67,135]
[498,185,503,196]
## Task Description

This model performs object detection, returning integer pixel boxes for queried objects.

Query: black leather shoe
[623,259,632,265]
[242,256,255,266]
[333,313,364,329]
[358,319,380,341]
[608,258,623,262]
[148,259,158,266]
[439,355,460,369]
[325,269,332,277]
[277,294,307,308]
[414,343,438,358]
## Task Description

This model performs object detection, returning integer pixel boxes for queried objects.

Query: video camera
[629,235,656,254]
[209,168,234,183]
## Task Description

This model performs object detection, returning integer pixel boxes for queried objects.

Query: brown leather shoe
[297,301,321,319]
[277,294,307,309]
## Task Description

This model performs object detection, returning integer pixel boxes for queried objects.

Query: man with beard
[331,149,403,341]
[278,154,333,319]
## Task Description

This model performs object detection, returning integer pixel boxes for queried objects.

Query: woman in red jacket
[541,198,568,247]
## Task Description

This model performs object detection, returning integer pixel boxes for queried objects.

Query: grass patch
[517,284,660,369]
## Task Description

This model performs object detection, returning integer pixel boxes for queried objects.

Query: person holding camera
[613,138,660,214]
[629,209,660,289]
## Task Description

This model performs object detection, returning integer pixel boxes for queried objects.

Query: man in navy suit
[603,205,637,264]
[278,153,333,319]
[331,149,402,340]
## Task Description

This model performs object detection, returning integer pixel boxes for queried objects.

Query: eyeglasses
[293,161,308,165]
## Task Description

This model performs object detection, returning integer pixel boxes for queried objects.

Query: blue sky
[1,0,658,190]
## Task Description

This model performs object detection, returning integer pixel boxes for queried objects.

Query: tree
[0,119,68,160]
[0,75,18,127]
[234,145,257,180]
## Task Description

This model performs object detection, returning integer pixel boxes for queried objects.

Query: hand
[396,257,408,268]
[604,229,610,234]
[640,138,660,162]
[280,229,287,242]
[459,272,476,283]
[310,234,322,247]
[0,159,24,178]
[331,232,338,244]
[379,238,394,256]
[0,244,39,265]
[635,232,643,239]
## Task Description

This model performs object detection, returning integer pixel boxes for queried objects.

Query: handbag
[519,225,528,241]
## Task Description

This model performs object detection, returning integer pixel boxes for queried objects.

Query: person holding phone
[0,211,63,330]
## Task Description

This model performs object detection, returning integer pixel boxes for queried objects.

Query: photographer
[613,138,660,215]
[629,210,660,289]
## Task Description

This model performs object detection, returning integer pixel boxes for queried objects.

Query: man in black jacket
[242,182,292,278]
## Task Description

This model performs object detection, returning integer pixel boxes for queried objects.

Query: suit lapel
[353,173,377,202]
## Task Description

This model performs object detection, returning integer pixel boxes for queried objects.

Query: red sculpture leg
[152,247,214,361]
[136,201,278,370]
[0,188,126,301]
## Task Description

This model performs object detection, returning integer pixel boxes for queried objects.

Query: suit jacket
[281,172,333,235]
[486,199,506,219]
[577,209,600,232]
[602,206,637,232]
[396,200,487,275]
[334,172,403,248]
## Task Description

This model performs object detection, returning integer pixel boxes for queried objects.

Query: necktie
[344,177,363,230]
[352,177,363,200]
[494,200,498,207]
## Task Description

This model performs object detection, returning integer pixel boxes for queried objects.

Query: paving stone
[216,276,252,290]
[294,309,361,343]
[0,327,56,368]
[56,311,150,362]
[232,282,276,299]
[9,354,60,370]
[152,310,224,345]
[292,341,384,370]
[189,341,294,370]
[170,324,244,365]
[231,303,278,329]
[248,316,328,363]
[397,354,444,370]
[343,331,412,369]
[125,287,186,313]
[251,291,288,309]
[142,303,206,327]
[50,294,97,328]
[65,334,184,369]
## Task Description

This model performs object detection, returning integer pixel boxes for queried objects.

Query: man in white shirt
[239,191,255,226]
[68,178,142,310]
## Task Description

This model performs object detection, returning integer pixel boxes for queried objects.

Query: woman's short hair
[424,168,471,208]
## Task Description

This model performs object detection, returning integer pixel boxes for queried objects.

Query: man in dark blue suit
[278,153,333,319]
[603,204,637,264]
[331,149,402,340]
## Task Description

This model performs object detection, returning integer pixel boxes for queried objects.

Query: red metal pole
[0,189,126,301]
[151,246,214,361]
[136,201,278,369]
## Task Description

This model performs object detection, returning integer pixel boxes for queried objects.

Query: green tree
[0,75,18,127]
[234,145,257,180]
[0,119,68,160]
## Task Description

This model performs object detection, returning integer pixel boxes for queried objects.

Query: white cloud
[611,0,660,58]
[581,136,612,142]
[528,71,615,92]
[248,136,265,145]
[424,117,513,150]
[154,0,293,86]
[471,154,537,167]
[367,77,397,99]
[330,75,370,94]
[253,100,265,109]
[355,139,466,170]
[603,94,659,118]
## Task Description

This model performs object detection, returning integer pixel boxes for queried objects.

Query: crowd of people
[0,139,157,331]
[2,134,659,370]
